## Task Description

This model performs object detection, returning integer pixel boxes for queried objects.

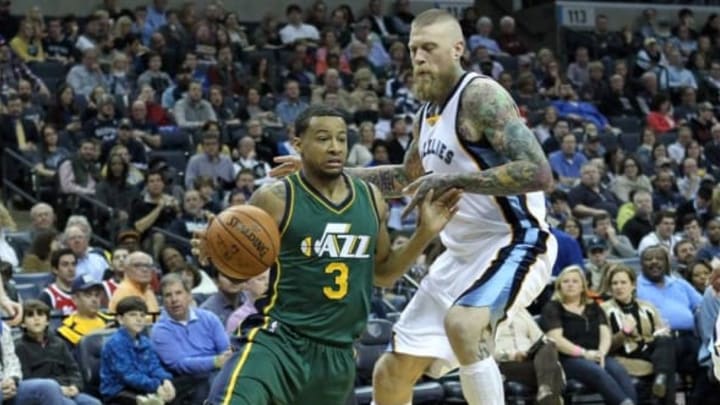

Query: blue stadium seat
[610,116,642,134]
[13,272,54,289]
[77,329,117,397]
[619,131,641,154]
[15,283,40,300]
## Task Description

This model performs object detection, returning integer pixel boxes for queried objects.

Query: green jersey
[258,172,379,345]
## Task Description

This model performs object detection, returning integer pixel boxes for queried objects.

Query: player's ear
[453,41,465,60]
[292,133,303,154]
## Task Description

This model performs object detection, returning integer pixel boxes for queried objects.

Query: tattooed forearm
[345,165,411,198]
[457,79,552,195]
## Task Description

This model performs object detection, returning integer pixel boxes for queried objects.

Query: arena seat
[610,116,642,134]
[13,272,54,289]
[77,328,117,397]
[619,131,641,154]
[15,283,40,300]
[354,318,445,404]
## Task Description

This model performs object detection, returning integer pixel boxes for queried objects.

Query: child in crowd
[15,299,101,405]
[100,296,175,405]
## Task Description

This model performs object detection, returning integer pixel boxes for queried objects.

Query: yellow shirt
[57,312,114,346]
[108,279,160,320]
[9,36,45,63]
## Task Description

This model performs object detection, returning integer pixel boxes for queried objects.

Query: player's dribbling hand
[415,188,462,236]
[270,155,302,177]
[191,217,213,266]
[401,173,461,219]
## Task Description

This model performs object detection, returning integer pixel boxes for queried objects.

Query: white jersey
[417,72,549,257]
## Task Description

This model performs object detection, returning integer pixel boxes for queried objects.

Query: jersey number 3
[323,262,349,300]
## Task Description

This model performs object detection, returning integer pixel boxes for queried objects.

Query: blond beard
[412,74,437,102]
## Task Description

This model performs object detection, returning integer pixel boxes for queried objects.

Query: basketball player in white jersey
[271,9,557,405]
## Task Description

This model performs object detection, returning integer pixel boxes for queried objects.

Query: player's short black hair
[294,105,346,138]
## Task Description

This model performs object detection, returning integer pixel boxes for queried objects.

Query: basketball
[205,205,280,280]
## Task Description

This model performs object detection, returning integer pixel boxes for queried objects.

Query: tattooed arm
[344,119,425,198]
[404,79,552,204]
[453,78,552,195]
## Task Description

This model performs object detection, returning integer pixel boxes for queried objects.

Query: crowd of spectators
[0,0,720,403]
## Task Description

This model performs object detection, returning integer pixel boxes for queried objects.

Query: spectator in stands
[347,121,375,167]
[674,239,699,277]
[100,296,175,404]
[579,61,609,103]
[593,213,636,258]
[136,52,172,96]
[108,251,160,317]
[280,4,320,45]
[64,225,108,282]
[0,93,38,154]
[194,175,224,214]
[494,307,564,405]
[130,170,179,256]
[697,218,720,261]
[569,162,620,218]
[199,272,244,327]
[0,34,49,98]
[646,93,677,134]
[10,19,44,63]
[66,48,107,98]
[660,48,698,91]
[101,118,147,169]
[652,169,685,212]
[96,153,140,229]
[345,17,390,70]
[558,217,586,260]
[585,236,611,292]
[143,0,168,46]
[184,128,234,190]
[601,266,676,404]
[21,229,57,273]
[600,74,640,118]
[497,15,527,56]
[687,261,712,294]
[275,79,308,126]
[541,118,570,155]
[543,266,637,405]
[102,246,127,297]
[635,37,667,78]
[173,80,216,130]
[367,0,399,45]
[29,202,55,236]
[553,83,610,132]
[57,274,113,348]
[83,94,118,143]
[43,18,74,65]
[636,72,660,116]
[546,189,571,227]
[152,273,230,403]
[636,246,702,391]
[677,157,703,201]
[232,137,272,184]
[467,16,500,55]
[567,46,591,89]
[225,270,269,334]
[691,102,717,146]
[39,248,77,315]
[674,87,699,126]
[638,211,679,255]
[206,45,247,97]
[612,156,653,203]
[167,189,209,243]
[532,106,558,146]
[16,299,102,405]
[549,132,587,190]
[311,68,352,110]
[386,116,411,165]
[668,125,693,165]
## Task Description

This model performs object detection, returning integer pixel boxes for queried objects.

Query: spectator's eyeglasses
[131,263,156,271]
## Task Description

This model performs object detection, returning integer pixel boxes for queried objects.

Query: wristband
[622,325,633,335]
[572,345,584,357]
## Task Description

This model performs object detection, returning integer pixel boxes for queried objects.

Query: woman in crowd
[559,217,586,258]
[601,265,676,404]
[612,156,653,203]
[346,121,375,167]
[532,105,559,145]
[646,93,676,134]
[543,266,637,405]
[687,260,712,294]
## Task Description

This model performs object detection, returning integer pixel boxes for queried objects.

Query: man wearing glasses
[108,251,160,319]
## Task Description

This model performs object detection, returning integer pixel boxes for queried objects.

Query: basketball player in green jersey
[199,105,462,405]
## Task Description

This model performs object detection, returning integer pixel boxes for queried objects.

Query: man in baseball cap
[57,275,113,347]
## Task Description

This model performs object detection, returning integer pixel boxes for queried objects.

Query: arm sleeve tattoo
[455,79,553,196]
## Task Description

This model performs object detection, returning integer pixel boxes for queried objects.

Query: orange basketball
[205,205,280,280]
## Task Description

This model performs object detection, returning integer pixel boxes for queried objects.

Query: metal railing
[1,148,39,205]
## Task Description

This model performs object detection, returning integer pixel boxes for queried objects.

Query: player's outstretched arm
[270,120,425,199]
[372,184,462,288]
[401,79,552,216]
